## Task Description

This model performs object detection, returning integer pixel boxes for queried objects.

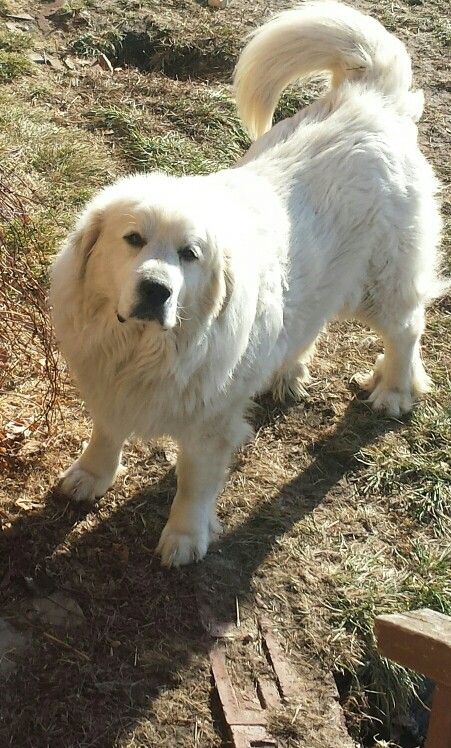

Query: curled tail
[234,1,421,140]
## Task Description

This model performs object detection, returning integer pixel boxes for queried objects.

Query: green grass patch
[88,95,245,174]
[274,85,321,125]
[0,49,29,81]
[0,26,30,52]
[71,29,122,59]
[124,129,221,174]
[356,403,451,532]
[0,25,32,82]
[431,16,451,46]
[149,84,248,150]
[91,110,221,174]
[0,90,119,246]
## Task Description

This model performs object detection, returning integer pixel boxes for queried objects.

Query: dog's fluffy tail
[234,1,421,140]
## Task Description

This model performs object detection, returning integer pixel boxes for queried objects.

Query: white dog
[50,2,445,566]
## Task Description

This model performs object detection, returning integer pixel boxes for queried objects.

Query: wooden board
[375,609,451,685]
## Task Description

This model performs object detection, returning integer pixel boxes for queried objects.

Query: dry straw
[0,168,62,445]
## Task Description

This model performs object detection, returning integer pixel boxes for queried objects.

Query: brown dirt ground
[0,0,450,747]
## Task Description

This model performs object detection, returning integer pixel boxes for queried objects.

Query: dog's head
[58,173,230,332]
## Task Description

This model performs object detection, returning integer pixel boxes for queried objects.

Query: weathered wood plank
[257,676,281,710]
[375,609,451,685]
[259,616,301,702]
[209,645,267,726]
[425,684,451,748]
[209,616,357,747]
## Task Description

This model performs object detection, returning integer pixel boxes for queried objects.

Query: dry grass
[0,170,61,436]
[0,0,450,746]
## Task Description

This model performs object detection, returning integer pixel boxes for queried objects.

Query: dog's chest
[75,330,222,437]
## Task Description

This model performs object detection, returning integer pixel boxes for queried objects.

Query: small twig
[43,631,91,662]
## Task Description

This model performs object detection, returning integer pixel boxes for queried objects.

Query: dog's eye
[124,232,146,249]
[178,245,199,262]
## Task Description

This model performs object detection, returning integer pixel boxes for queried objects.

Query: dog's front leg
[59,422,126,502]
[157,415,251,567]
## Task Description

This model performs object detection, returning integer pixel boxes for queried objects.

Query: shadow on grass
[0,396,402,746]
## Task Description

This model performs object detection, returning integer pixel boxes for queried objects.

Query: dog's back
[234,1,447,305]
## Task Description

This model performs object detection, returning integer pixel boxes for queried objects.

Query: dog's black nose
[139,279,171,307]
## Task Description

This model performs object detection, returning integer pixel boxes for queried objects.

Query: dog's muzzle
[130,278,172,324]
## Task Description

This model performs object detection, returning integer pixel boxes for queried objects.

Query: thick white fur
[50,1,445,566]
[234,0,424,140]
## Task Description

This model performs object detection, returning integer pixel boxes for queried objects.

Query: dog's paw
[156,513,221,568]
[354,354,415,416]
[59,464,113,502]
[367,385,413,417]
[156,524,209,567]
[353,354,384,393]
[352,369,377,392]
[271,362,310,402]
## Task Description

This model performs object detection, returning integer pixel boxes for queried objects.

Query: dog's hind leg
[59,423,126,502]
[270,342,316,402]
[356,306,431,417]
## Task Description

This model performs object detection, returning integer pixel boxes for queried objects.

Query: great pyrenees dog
[51,2,444,566]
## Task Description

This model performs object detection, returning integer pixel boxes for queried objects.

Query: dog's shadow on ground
[202,391,405,610]
[1,395,403,746]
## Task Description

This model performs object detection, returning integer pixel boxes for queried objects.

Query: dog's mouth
[116,309,173,331]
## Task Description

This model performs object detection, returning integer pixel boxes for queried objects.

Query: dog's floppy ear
[218,254,234,318]
[206,250,234,321]
[67,207,103,278]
